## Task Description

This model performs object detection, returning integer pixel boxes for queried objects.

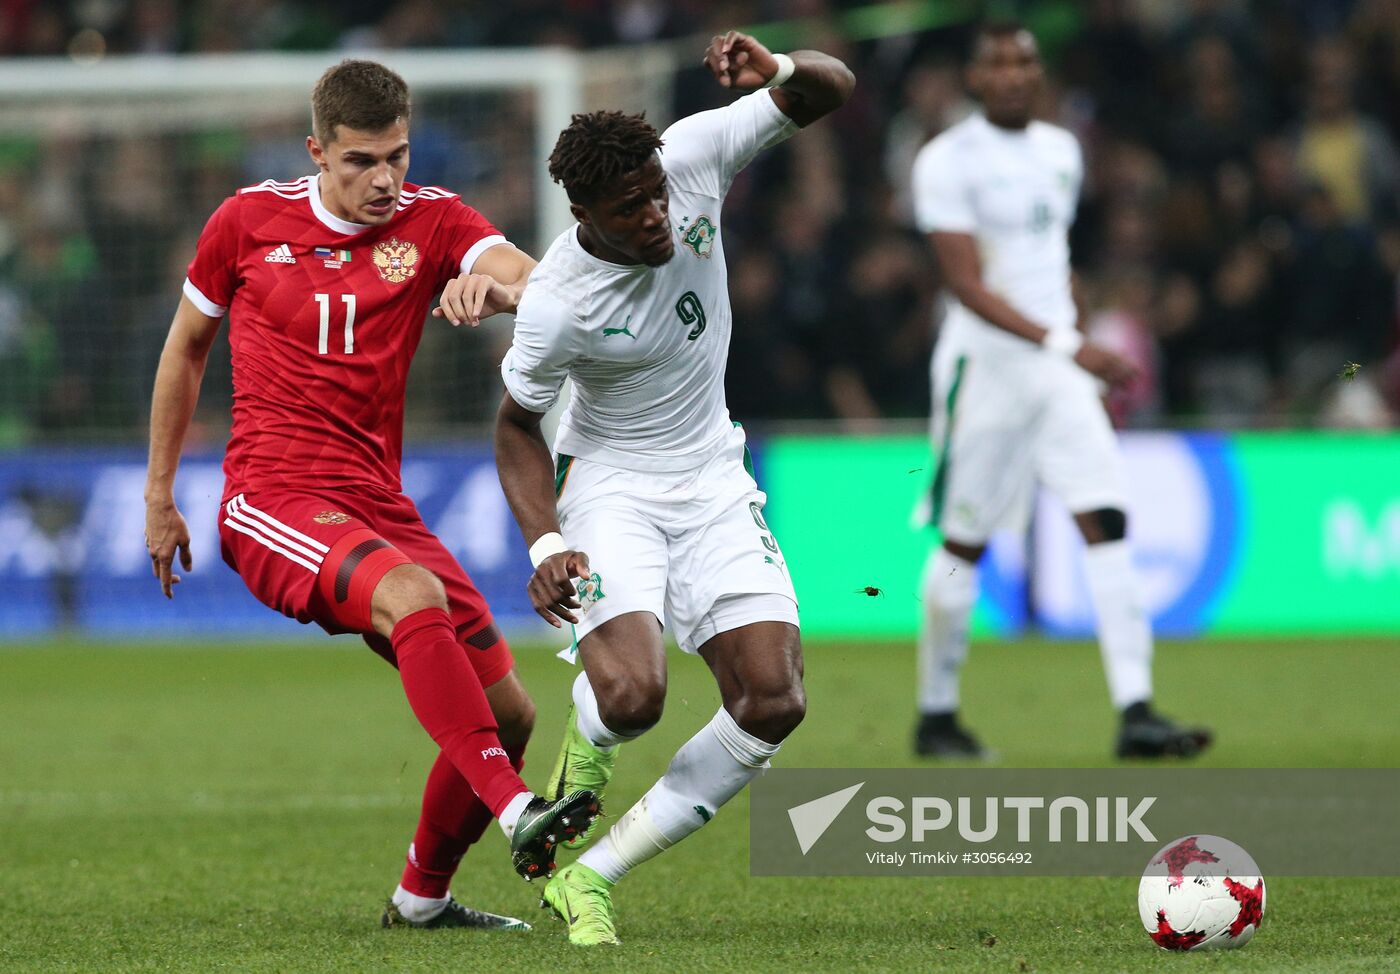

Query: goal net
[0,45,678,447]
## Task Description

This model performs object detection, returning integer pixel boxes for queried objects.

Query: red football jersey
[184,174,506,493]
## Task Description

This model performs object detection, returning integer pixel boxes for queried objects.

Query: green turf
[1,637,1397,972]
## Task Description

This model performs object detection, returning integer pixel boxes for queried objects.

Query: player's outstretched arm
[931,231,1138,386]
[494,392,591,628]
[144,295,221,598]
[433,244,537,327]
[704,30,855,127]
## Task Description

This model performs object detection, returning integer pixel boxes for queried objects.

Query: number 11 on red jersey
[314,292,356,354]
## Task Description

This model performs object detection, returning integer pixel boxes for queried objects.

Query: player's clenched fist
[704,30,780,90]
[528,550,592,628]
[433,272,523,327]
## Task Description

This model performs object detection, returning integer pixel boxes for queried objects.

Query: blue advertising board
[0,447,539,639]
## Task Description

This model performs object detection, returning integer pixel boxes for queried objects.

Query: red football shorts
[217,486,513,687]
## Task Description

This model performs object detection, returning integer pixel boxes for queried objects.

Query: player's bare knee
[595,676,666,736]
[728,647,806,742]
[370,563,448,633]
[766,683,808,739]
[586,659,666,736]
[732,681,806,743]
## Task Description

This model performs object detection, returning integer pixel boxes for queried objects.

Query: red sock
[400,745,526,898]
[391,608,527,818]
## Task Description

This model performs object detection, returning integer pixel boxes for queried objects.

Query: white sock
[578,707,779,885]
[392,883,448,922]
[917,546,979,714]
[573,671,636,750]
[496,790,534,839]
[1083,539,1153,710]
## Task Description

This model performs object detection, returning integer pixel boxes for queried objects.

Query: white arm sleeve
[660,90,799,198]
[911,137,976,234]
[500,288,586,413]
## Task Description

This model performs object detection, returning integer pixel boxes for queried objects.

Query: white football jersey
[503,91,797,472]
[911,113,1083,357]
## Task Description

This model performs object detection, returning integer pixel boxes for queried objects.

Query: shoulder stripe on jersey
[240,176,313,198]
[396,186,458,210]
[241,187,310,201]
[242,176,311,189]
[230,495,331,553]
[243,190,310,201]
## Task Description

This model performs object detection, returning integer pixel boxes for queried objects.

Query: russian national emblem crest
[313,511,350,525]
[371,237,420,283]
[679,215,716,258]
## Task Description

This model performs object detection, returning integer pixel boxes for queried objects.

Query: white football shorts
[555,425,799,653]
[929,344,1127,545]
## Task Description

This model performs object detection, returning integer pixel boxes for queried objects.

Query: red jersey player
[143,60,598,930]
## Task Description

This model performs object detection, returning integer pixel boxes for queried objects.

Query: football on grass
[1138,834,1265,950]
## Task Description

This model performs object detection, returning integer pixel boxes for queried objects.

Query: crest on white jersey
[678,215,716,258]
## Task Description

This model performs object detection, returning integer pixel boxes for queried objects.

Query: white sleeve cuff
[1042,329,1084,356]
[183,278,227,317]
[758,87,799,135]
[459,234,509,275]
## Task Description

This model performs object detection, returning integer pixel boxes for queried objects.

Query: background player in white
[494,31,853,945]
[910,22,1212,760]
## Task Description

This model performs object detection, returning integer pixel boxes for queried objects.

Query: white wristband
[1042,329,1083,357]
[529,531,568,568]
[764,52,796,88]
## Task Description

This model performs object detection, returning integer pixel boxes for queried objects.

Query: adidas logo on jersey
[264,243,297,264]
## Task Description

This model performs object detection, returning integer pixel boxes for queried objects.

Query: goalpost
[0,45,679,247]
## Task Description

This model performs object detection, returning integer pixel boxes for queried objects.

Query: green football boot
[540,862,621,946]
[548,705,617,849]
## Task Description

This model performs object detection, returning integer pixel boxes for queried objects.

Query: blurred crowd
[3,0,1400,443]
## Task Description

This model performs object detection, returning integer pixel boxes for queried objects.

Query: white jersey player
[909,21,1212,761]
[494,30,854,946]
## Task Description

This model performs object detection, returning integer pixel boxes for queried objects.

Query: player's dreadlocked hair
[548,111,664,205]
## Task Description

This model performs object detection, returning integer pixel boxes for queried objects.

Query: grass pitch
[2,636,1397,972]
